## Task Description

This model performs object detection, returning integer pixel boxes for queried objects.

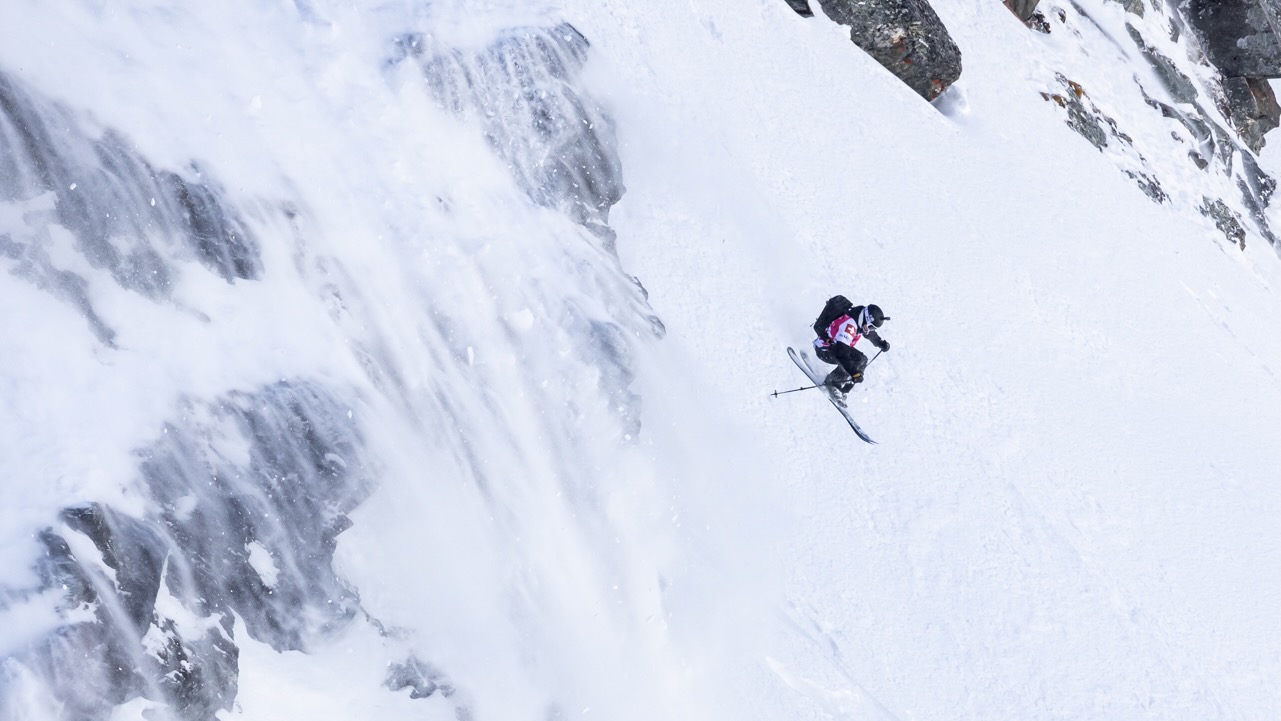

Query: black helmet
[860,304,887,331]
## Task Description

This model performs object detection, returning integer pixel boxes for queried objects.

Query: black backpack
[813,295,854,338]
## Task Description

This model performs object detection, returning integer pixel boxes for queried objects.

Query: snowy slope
[2,1,1278,721]
[576,2,1281,718]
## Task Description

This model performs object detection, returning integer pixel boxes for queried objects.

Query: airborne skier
[777,295,892,443]
[811,295,891,397]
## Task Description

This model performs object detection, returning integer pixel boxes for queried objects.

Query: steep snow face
[559,1,1281,720]
[0,2,756,720]
[1,2,1279,721]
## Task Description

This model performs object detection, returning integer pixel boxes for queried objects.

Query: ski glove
[876,339,891,352]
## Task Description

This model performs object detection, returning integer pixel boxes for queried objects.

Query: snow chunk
[247,540,280,588]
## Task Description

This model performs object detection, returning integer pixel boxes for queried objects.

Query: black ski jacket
[813,296,887,349]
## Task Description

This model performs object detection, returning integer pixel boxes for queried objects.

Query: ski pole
[773,350,884,398]
[771,381,842,398]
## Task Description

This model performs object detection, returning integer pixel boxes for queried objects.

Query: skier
[812,295,890,395]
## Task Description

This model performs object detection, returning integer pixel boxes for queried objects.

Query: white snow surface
[1,1,1278,721]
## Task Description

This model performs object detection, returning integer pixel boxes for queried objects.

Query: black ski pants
[815,342,867,381]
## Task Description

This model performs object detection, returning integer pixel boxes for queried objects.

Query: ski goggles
[857,310,875,334]
[858,307,885,333]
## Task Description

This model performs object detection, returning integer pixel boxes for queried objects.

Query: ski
[786,347,877,444]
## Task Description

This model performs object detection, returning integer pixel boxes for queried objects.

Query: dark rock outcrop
[139,382,370,653]
[1127,23,1199,104]
[29,504,242,721]
[814,0,963,100]
[1005,0,1041,22]
[783,0,815,17]
[1184,0,1281,78]
[0,72,261,290]
[392,23,623,229]
[1041,75,1112,150]
[0,70,262,347]
[1181,0,1281,152]
[4,381,371,720]
[1222,76,1281,150]
[1201,196,1249,248]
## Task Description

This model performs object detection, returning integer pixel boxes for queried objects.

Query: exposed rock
[814,0,963,100]
[1108,0,1146,17]
[394,24,623,228]
[29,504,240,720]
[1004,1,1052,32]
[1127,24,1199,103]
[1200,196,1248,248]
[1183,0,1281,78]
[138,381,370,653]
[783,0,815,17]
[4,380,370,719]
[1042,74,1185,204]
[0,70,262,350]
[1179,2,1281,152]
[0,73,261,291]
[1142,89,1222,169]
[1222,76,1281,152]
[1124,169,1170,202]
[144,615,240,719]
[386,657,455,699]
[1036,3,1277,248]
[1041,76,1110,149]
[1005,0,1041,22]
[1234,150,1280,245]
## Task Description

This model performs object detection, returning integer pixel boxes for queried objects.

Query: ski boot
[831,371,863,400]
[824,369,854,401]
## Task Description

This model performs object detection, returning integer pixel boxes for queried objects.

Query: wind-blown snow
[1,1,1278,721]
